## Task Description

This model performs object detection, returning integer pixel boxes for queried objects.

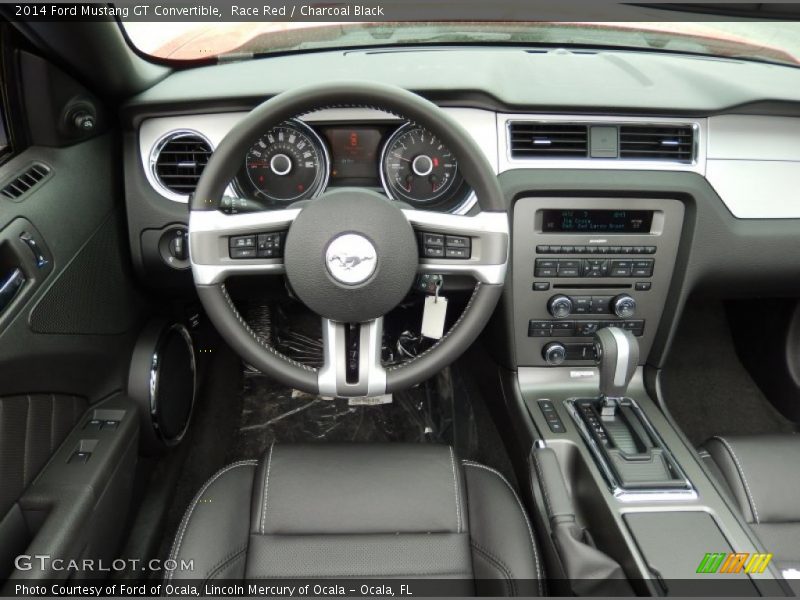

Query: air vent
[152,132,212,196]
[0,163,50,200]
[509,122,588,158]
[619,125,694,162]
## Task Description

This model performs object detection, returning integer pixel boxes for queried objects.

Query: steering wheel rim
[189,81,509,397]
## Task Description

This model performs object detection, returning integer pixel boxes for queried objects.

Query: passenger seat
[701,435,800,579]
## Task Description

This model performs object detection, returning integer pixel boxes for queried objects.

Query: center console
[507,196,788,595]
[512,197,684,367]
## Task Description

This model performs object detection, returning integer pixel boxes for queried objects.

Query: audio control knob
[612,294,637,319]
[543,342,567,366]
[548,295,573,319]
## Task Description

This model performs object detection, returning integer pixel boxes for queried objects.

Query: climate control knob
[543,342,567,366]
[547,295,573,319]
[612,294,637,319]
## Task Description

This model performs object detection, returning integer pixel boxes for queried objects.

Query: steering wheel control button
[325,233,378,285]
[256,233,284,258]
[230,235,255,248]
[228,232,284,259]
[422,233,444,246]
[424,246,445,258]
[419,231,471,259]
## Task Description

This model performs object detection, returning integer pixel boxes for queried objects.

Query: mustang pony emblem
[328,254,374,270]
[325,234,378,285]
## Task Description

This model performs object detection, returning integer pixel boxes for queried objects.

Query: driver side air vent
[152,132,212,196]
[619,125,695,162]
[509,122,588,158]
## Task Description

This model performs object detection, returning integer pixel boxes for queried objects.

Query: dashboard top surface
[125,47,800,118]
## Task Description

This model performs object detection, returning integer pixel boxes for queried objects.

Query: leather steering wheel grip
[190,82,507,396]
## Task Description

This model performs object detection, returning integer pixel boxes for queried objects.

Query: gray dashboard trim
[140,106,800,219]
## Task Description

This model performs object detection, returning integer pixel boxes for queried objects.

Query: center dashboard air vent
[619,125,694,162]
[151,131,213,198]
[509,122,588,158]
[507,120,697,164]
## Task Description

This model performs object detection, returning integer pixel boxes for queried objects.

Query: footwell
[227,372,458,461]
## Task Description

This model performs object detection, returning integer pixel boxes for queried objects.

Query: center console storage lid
[624,511,760,596]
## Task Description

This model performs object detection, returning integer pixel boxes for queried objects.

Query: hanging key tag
[421,280,448,339]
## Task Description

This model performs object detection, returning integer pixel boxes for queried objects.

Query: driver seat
[165,443,543,596]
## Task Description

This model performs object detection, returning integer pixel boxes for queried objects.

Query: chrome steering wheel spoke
[318,318,386,398]
[189,208,299,285]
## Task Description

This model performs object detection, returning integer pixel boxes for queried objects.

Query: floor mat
[227,373,454,461]
[661,301,797,447]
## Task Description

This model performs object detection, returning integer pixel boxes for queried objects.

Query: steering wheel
[189,82,509,398]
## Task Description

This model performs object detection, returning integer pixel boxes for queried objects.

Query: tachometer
[243,120,329,203]
[380,124,462,205]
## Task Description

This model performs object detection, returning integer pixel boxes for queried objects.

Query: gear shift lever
[594,327,639,416]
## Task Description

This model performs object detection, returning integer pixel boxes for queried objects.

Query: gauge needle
[392,152,411,162]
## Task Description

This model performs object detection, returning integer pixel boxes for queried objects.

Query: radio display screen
[541,209,654,234]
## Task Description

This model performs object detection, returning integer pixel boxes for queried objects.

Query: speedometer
[243,120,329,204]
[380,124,462,205]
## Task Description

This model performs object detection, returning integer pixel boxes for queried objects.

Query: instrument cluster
[234,119,473,213]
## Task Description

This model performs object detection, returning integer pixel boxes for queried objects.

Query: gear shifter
[566,326,693,493]
[594,327,639,417]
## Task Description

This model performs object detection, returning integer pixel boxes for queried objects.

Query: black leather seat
[702,435,800,577]
[165,444,543,596]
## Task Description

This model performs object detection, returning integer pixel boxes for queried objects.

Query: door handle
[0,268,26,313]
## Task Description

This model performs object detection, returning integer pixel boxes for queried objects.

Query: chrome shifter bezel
[564,396,697,503]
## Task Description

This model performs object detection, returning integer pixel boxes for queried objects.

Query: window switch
[68,451,91,464]
[84,419,102,431]
[101,420,119,430]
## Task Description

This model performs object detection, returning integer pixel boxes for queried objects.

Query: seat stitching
[260,443,275,534]
[712,437,760,524]
[462,460,543,596]
[471,541,516,596]
[249,570,472,579]
[166,460,258,582]
[449,446,462,534]
[202,544,248,583]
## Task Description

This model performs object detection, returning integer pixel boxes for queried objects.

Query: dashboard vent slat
[153,132,212,196]
[0,163,51,200]
[509,122,588,158]
[619,125,694,162]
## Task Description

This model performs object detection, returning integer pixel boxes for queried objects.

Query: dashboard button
[635,282,652,291]
[536,245,550,254]
[533,282,551,291]
[535,259,558,269]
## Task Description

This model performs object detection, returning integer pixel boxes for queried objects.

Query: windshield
[122,21,800,66]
